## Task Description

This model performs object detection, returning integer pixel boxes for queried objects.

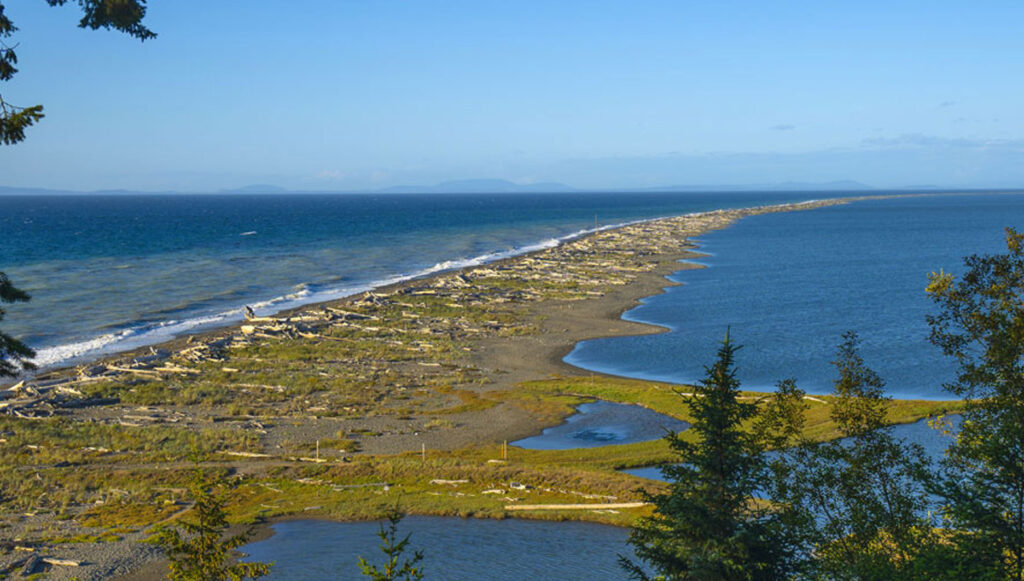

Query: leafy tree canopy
[928,227,1024,579]
[0,0,155,144]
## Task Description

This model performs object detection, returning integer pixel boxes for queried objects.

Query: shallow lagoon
[242,516,641,580]
[512,400,688,450]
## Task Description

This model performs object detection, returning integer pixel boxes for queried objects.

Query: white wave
[32,329,140,367]
[31,206,772,370]
[32,311,238,368]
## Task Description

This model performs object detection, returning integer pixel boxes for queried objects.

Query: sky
[2,0,1024,192]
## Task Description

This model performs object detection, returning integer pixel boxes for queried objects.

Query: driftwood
[42,557,82,567]
[504,502,648,511]
[106,365,161,378]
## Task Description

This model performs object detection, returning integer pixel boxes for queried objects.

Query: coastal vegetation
[151,473,270,581]
[924,227,1024,578]
[0,200,970,578]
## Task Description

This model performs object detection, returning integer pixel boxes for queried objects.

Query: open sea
[3,190,1024,399]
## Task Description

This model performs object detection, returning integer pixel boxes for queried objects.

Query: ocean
[0,191,834,370]
[3,190,1024,400]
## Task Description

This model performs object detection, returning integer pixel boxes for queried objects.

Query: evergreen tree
[0,272,35,377]
[769,332,937,580]
[622,333,797,580]
[152,473,271,581]
[358,510,425,581]
[927,227,1024,580]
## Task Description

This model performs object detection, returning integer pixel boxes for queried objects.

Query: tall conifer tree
[0,272,35,377]
[622,333,796,580]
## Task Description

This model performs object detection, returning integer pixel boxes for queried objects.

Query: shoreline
[7,194,933,460]
[18,196,853,381]
[2,193,965,581]
[15,195,870,379]
[23,216,656,373]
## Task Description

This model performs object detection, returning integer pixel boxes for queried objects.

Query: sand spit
[1,196,880,580]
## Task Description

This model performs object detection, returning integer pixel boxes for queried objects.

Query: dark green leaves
[0,103,44,145]
[623,334,799,581]
[1,0,155,145]
[45,0,157,41]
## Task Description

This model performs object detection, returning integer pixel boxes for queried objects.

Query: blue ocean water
[0,191,836,370]
[565,192,1024,399]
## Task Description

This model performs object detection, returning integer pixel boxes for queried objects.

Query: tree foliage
[152,473,271,581]
[623,333,798,580]
[357,510,425,581]
[0,0,155,145]
[928,227,1024,579]
[768,332,938,580]
[0,1,154,373]
[0,272,35,377]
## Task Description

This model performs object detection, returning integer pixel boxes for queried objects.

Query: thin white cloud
[862,134,1024,151]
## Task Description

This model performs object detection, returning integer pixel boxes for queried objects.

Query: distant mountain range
[0,180,961,196]
[637,180,877,192]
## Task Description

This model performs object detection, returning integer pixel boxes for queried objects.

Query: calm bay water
[566,192,1024,399]
[0,191,826,370]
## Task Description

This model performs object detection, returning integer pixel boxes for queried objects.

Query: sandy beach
[1,194,958,580]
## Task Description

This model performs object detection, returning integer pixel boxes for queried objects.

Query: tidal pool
[511,400,688,450]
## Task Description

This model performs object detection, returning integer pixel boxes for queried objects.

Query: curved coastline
[23,213,700,372]
[4,193,965,581]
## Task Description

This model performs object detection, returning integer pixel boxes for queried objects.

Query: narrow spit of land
[0,195,961,580]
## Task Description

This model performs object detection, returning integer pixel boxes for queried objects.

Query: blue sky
[2,0,1024,192]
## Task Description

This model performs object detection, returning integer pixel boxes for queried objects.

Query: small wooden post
[315,439,320,461]
[502,440,507,460]
[421,443,426,461]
